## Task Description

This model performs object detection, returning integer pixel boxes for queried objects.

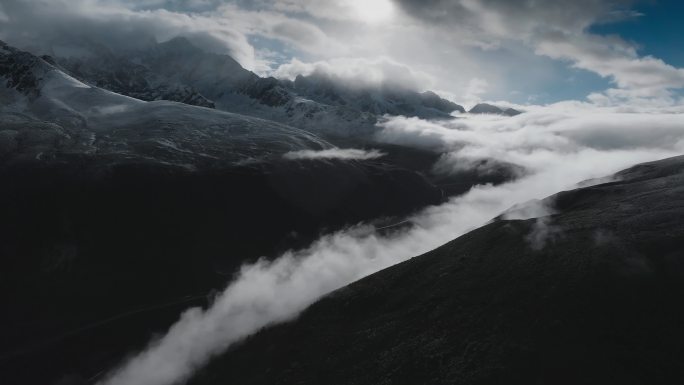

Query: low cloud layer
[100,103,684,385]
[283,148,386,161]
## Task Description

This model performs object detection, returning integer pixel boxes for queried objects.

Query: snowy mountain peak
[56,39,217,109]
[0,41,330,169]
[291,70,464,117]
[0,40,52,98]
[7,38,467,139]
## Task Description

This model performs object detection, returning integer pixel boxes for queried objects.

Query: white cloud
[535,31,684,101]
[272,0,396,24]
[394,0,684,104]
[283,148,386,160]
[0,0,262,69]
[0,0,336,72]
[272,56,435,90]
[99,102,684,385]
[463,77,490,107]
[271,19,328,47]
[6,0,674,104]
[213,3,343,57]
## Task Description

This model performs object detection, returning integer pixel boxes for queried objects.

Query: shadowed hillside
[190,155,684,385]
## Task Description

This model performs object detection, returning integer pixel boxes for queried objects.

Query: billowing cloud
[534,30,684,101]
[212,3,342,57]
[273,56,435,90]
[283,148,386,160]
[0,0,261,69]
[377,105,684,168]
[4,0,679,104]
[271,20,328,47]
[99,102,684,385]
[463,77,490,106]
[0,0,338,73]
[272,0,397,23]
[393,0,684,104]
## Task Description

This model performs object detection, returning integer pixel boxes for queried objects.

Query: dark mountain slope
[59,53,216,108]
[0,41,451,385]
[0,41,518,385]
[191,155,684,385]
[27,38,520,193]
[469,102,522,116]
[291,72,464,117]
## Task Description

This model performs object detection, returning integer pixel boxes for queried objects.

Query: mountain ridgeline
[54,37,465,136]
[469,102,522,116]
[0,39,520,385]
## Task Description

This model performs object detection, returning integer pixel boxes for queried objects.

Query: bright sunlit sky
[1,0,683,105]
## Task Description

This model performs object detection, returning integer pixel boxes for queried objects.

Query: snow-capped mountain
[58,54,215,108]
[290,71,464,117]
[0,39,330,168]
[53,37,464,137]
[0,42,460,385]
[0,33,619,385]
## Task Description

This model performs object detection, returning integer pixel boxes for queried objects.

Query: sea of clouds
[100,102,684,385]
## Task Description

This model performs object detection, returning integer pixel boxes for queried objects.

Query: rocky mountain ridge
[52,37,465,136]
